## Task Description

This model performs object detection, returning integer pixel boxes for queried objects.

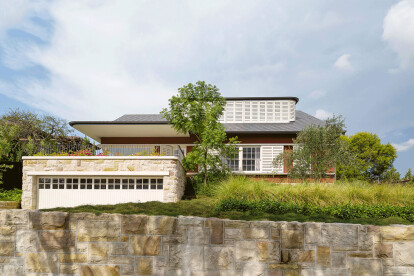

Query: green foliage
[337,132,397,181]
[0,188,22,201]
[0,109,73,161]
[0,124,20,161]
[0,164,13,185]
[382,167,400,182]
[216,198,414,222]
[404,168,413,182]
[274,116,350,181]
[161,81,239,186]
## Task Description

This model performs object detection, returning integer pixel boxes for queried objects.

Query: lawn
[44,176,414,225]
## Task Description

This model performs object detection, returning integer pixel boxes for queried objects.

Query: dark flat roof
[225,97,299,103]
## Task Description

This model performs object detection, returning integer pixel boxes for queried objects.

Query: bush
[0,188,22,201]
[216,198,414,221]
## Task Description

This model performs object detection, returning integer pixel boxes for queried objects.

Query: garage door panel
[37,176,164,209]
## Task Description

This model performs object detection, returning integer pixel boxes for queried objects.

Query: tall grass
[213,176,414,207]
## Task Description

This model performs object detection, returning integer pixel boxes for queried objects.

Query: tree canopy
[161,81,238,186]
[274,116,350,181]
[337,132,397,181]
[0,109,74,161]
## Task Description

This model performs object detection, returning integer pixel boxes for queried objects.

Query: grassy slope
[44,177,414,225]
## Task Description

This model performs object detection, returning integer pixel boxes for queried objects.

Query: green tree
[404,168,413,182]
[161,81,239,186]
[382,167,400,183]
[274,116,350,181]
[0,109,74,161]
[337,132,397,181]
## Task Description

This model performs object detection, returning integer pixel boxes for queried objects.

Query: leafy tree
[1,109,72,140]
[161,81,239,186]
[381,167,400,183]
[0,109,74,161]
[404,168,413,182]
[274,116,350,181]
[337,132,397,181]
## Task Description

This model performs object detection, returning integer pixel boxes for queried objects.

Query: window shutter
[261,146,284,173]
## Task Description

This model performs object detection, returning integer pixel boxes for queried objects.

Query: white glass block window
[235,102,243,122]
[244,102,251,122]
[266,102,274,121]
[225,102,235,122]
[259,102,266,122]
[251,102,258,122]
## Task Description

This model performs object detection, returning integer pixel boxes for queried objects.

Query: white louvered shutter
[261,146,284,173]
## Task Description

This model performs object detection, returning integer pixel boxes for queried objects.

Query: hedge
[216,198,414,221]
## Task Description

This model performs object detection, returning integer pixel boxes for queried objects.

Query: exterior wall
[101,133,296,144]
[22,157,185,210]
[0,210,413,275]
[247,175,335,183]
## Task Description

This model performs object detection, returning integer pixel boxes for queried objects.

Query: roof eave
[69,121,169,126]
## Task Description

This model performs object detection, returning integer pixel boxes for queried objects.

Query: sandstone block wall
[22,157,185,209]
[1,210,414,275]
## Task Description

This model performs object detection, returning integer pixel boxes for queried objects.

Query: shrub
[216,198,414,222]
[0,188,22,201]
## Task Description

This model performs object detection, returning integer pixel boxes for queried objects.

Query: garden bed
[43,177,414,225]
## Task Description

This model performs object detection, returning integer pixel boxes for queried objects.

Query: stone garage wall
[1,210,414,275]
[22,156,185,210]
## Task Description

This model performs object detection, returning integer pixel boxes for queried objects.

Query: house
[21,96,330,210]
[70,97,329,180]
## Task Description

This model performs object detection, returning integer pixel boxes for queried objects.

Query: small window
[52,178,58,189]
[94,178,100,189]
[80,178,86,189]
[136,178,142,189]
[122,179,128,189]
[108,179,114,189]
[143,179,149,189]
[115,179,120,189]
[100,179,107,189]
[157,178,163,190]
[150,179,157,190]
[59,178,65,189]
[72,178,78,189]
[129,179,134,189]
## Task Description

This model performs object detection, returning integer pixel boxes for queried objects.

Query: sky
[0,0,413,174]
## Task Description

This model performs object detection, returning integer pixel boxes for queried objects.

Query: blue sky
[0,0,413,174]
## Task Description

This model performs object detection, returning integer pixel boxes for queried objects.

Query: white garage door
[37,176,164,209]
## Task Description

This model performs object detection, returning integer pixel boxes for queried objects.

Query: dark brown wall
[101,133,296,144]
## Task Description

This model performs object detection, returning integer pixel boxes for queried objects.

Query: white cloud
[1,1,287,120]
[334,54,353,71]
[309,90,326,99]
[392,138,414,152]
[383,0,414,70]
[314,109,332,120]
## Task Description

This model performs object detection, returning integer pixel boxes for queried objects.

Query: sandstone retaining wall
[22,157,185,209]
[0,210,414,275]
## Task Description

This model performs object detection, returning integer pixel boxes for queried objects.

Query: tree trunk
[204,150,208,186]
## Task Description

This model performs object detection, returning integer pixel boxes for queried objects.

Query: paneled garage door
[37,177,164,209]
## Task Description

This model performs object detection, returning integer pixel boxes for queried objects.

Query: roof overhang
[70,122,188,142]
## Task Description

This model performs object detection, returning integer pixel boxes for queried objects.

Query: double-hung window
[242,147,260,171]
[225,146,261,172]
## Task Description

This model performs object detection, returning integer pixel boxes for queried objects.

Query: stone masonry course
[0,210,414,275]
